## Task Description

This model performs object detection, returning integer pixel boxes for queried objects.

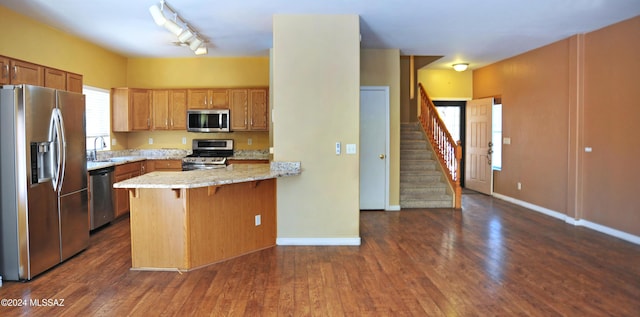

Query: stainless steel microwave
[187,109,230,132]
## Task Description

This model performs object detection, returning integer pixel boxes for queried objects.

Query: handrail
[417,83,462,209]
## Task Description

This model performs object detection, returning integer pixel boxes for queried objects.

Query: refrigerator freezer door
[59,190,89,260]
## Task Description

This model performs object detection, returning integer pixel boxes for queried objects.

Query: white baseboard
[492,193,640,245]
[387,205,401,211]
[276,237,361,246]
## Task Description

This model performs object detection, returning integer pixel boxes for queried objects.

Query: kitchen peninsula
[113,162,300,271]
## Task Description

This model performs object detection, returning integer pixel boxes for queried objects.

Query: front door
[465,98,493,195]
[360,87,389,210]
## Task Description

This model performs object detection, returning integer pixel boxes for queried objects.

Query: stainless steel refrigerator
[1,85,89,281]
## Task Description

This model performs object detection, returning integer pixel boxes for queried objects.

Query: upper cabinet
[112,88,151,132]
[229,88,269,131]
[10,60,44,86]
[112,87,269,132]
[0,57,10,85]
[1,55,82,92]
[44,68,66,90]
[187,89,229,109]
[151,89,187,130]
[66,73,83,93]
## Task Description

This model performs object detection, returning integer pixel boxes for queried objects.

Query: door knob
[379,154,385,159]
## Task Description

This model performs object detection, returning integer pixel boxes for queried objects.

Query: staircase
[400,123,454,208]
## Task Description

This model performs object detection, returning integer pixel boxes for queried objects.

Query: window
[83,86,111,152]
[492,104,502,170]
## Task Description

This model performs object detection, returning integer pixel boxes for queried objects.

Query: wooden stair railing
[417,83,462,209]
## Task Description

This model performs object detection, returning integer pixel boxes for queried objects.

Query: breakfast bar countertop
[113,162,300,189]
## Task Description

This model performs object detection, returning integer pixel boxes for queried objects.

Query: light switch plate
[346,144,356,154]
[503,137,511,145]
[182,137,187,145]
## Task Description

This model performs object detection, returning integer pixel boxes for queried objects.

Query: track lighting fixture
[148,1,208,55]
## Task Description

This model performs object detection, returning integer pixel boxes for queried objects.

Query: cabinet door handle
[147,118,150,127]
[13,66,17,79]
[3,65,8,78]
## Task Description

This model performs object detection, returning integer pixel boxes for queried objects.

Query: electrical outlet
[112,138,117,146]
[148,138,153,145]
[182,137,187,145]
[248,138,252,145]
[336,142,341,155]
[517,182,522,190]
[255,214,261,226]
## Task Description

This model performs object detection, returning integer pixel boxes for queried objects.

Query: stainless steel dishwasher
[89,166,115,230]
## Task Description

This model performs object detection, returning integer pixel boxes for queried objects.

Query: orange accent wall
[473,16,640,236]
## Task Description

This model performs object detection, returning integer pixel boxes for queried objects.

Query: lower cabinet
[146,159,182,172]
[114,162,144,218]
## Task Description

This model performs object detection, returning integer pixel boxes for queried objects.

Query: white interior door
[465,98,494,195]
[360,87,389,210]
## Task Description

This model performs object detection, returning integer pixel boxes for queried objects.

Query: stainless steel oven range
[182,139,234,171]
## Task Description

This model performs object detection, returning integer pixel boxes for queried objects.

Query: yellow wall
[125,57,271,150]
[0,6,127,89]
[418,69,472,100]
[273,15,360,242]
[126,57,269,88]
[360,49,401,208]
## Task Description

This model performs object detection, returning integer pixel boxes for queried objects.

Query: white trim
[492,193,640,245]
[360,86,391,211]
[276,237,362,246]
[492,193,566,221]
[576,219,640,245]
[387,205,401,211]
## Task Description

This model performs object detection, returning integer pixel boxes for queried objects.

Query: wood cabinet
[114,162,145,218]
[112,88,151,132]
[187,88,229,109]
[9,60,44,86]
[0,56,9,85]
[151,89,187,130]
[66,72,83,93]
[0,55,82,91]
[229,88,269,131]
[146,159,182,172]
[44,68,67,90]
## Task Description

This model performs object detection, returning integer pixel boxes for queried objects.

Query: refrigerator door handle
[54,108,67,192]
[48,110,60,191]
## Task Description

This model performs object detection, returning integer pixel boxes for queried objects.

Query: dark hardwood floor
[1,193,639,316]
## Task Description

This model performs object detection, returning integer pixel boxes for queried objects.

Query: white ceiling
[2,0,639,70]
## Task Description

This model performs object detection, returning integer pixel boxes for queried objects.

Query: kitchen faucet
[93,136,106,161]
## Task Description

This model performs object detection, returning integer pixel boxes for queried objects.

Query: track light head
[149,4,167,26]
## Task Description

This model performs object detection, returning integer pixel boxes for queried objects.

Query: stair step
[401,187,447,196]
[401,199,453,209]
[400,160,437,170]
[401,141,429,150]
[401,150,432,160]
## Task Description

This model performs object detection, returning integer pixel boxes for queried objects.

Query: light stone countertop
[113,162,300,189]
[88,149,270,171]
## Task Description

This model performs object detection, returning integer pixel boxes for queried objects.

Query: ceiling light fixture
[453,63,469,72]
[148,1,208,55]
